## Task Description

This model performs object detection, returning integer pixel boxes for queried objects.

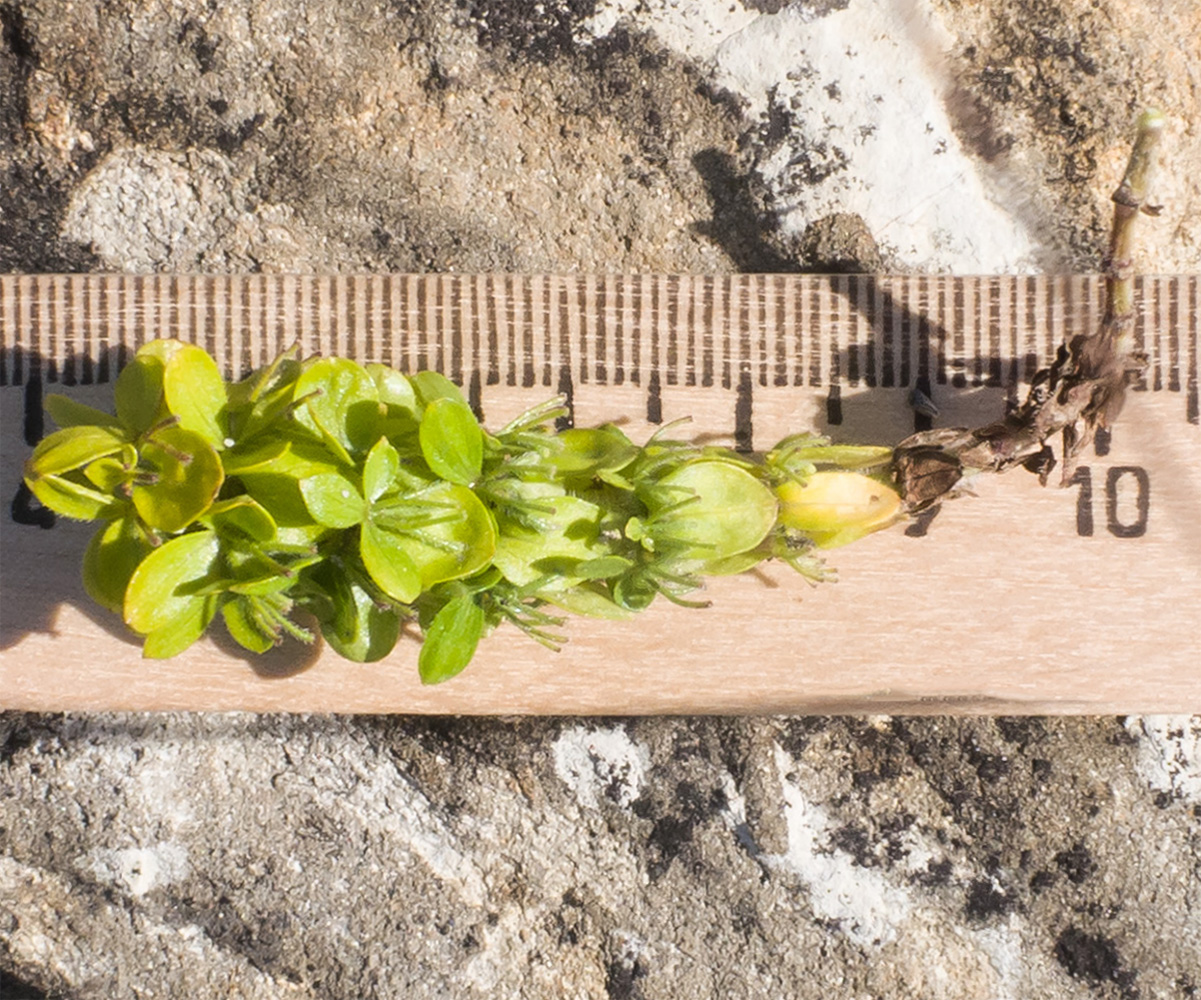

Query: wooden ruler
[2,274,1199,713]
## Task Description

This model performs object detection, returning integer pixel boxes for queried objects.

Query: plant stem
[891,110,1165,512]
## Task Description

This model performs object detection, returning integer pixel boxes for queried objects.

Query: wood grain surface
[2,274,1198,713]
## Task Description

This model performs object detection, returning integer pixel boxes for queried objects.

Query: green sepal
[643,460,777,563]
[402,482,497,590]
[612,571,658,611]
[701,550,767,576]
[540,583,635,620]
[491,490,606,589]
[572,556,634,580]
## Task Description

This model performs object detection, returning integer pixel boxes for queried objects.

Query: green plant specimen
[23,112,1162,683]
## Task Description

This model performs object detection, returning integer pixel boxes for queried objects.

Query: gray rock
[2,0,1199,997]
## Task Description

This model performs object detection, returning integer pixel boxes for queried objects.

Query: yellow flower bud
[775,471,903,548]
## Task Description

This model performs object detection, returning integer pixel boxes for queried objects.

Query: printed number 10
[1066,466,1150,537]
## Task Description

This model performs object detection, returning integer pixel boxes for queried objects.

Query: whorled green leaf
[363,437,400,503]
[157,341,228,447]
[82,516,153,613]
[24,426,129,520]
[141,595,218,659]
[228,572,303,597]
[238,438,351,526]
[491,489,606,589]
[133,425,224,533]
[360,521,422,603]
[227,351,303,443]
[203,495,277,543]
[222,599,275,654]
[540,583,635,620]
[550,426,639,477]
[418,595,485,685]
[24,472,121,521]
[114,353,167,435]
[124,529,222,636]
[299,472,366,529]
[293,357,380,459]
[396,482,496,590]
[220,438,290,476]
[408,370,467,408]
[419,396,483,485]
[645,460,777,564]
[45,394,124,431]
[307,562,401,663]
[25,426,128,478]
[366,363,419,415]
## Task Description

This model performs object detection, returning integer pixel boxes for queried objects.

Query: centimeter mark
[1,275,1198,426]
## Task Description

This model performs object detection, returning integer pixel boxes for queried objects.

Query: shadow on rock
[691,148,800,274]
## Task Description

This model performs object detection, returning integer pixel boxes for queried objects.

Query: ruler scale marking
[1,275,1196,395]
[771,275,786,388]
[1189,276,1199,424]
[1154,275,1165,393]
[64,275,78,385]
[0,276,8,386]
[756,274,767,389]
[1168,276,1180,394]
[649,274,661,398]
[42,275,56,384]
[1133,275,1147,392]
[880,279,894,389]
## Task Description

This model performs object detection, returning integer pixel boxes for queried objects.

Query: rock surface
[3,0,1200,997]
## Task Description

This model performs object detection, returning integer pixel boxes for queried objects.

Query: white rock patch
[582,0,1038,273]
[1127,715,1201,805]
[552,725,651,810]
[79,842,191,897]
[761,742,914,947]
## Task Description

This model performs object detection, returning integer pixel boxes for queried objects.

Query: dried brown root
[891,109,1166,513]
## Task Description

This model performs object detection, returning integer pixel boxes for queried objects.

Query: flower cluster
[24,340,902,682]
